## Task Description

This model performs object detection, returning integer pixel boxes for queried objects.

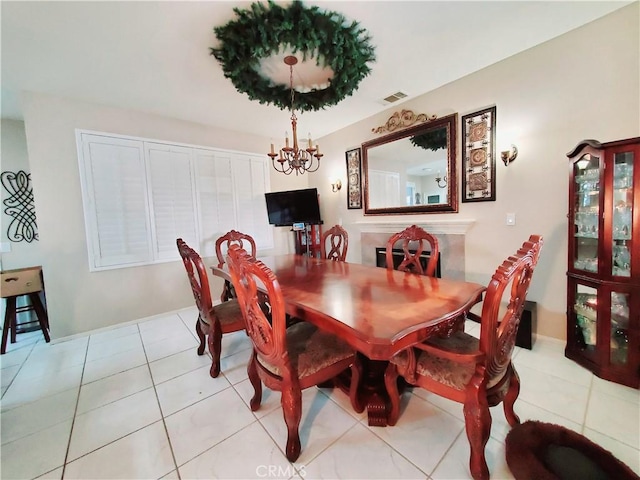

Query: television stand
[293,223,322,258]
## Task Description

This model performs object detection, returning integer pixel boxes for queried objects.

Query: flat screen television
[264,188,322,227]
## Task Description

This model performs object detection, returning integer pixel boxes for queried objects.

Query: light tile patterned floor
[1,307,638,480]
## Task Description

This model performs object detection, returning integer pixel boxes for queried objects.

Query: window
[77,131,272,271]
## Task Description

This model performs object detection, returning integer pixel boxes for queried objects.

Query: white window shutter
[146,143,198,261]
[79,134,152,269]
[231,155,272,250]
[195,149,237,257]
[78,130,272,270]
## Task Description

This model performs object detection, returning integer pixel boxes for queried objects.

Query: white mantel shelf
[355,219,476,235]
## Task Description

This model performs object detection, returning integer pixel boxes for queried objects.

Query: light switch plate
[506,213,516,226]
[0,242,11,253]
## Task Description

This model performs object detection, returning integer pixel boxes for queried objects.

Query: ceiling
[1,1,631,141]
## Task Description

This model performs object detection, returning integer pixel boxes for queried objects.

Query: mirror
[362,113,457,214]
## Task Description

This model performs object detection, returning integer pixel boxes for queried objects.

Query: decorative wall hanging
[210,0,376,112]
[372,109,437,134]
[346,148,362,209]
[1,170,38,242]
[461,106,496,202]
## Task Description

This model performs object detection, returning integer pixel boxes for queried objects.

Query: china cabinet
[566,137,640,388]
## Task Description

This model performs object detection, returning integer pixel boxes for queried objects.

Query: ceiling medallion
[211,0,376,112]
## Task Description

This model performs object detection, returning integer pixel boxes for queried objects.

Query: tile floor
[1,307,639,480]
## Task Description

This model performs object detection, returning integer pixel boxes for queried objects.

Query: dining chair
[385,224,467,337]
[385,224,439,277]
[226,244,362,462]
[215,230,257,302]
[176,238,245,378]
[384,234,543,480]
[320,224,349,261]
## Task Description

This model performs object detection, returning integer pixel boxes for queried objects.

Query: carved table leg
[333,354,403,427]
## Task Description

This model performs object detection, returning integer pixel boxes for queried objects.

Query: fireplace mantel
[355,219,475,235]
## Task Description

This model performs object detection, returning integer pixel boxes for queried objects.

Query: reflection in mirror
[362,113,458,214]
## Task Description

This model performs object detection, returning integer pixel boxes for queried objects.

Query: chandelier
[435,172,447,189]
[268,56,322,175]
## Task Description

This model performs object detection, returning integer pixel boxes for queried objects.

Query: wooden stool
[1,266,50,354]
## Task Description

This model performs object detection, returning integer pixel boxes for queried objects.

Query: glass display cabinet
[566,137,639,388]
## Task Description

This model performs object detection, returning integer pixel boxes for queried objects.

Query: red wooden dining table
[211,254,485,425]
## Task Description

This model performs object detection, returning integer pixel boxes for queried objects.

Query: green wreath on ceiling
[210,0,376,112]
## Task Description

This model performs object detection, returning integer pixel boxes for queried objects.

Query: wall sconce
[435,173,447,189]
[331,179,342,192]
[501,144,518,166]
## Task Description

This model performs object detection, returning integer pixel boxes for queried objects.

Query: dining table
[211,254,485,426]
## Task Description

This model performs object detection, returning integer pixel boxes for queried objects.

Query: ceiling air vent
[382,91,407,103]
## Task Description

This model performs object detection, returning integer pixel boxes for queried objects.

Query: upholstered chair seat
[391,332,507,392]
[258,322,355,378]
[207,299,244,329]
[390,345,476,392]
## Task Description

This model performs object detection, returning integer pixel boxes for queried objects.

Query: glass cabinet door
[610,291,630,366]
[571,282,632,369]
[611,150,634,277]
[573,153,600,273]
[573,283,598,359]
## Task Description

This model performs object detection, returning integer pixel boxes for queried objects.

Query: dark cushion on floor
[505,421,639,480]
[544,444,610,480]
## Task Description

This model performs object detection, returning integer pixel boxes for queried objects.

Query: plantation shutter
[231,154,272,250]
[195,149,237,257]
[146,143,198,261]
[79,134,152,268]
[78,130,273,270]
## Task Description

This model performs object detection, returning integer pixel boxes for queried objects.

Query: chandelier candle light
[268,56,322,175]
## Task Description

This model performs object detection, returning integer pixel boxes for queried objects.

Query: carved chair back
[177,238,214,326]
[215,230,256,301]
[385,224,439,277]
[215,230,257,267]
[321,224,349,261]
[226,244,289,376]
[479,234,543,384]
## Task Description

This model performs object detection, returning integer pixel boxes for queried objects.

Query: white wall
[310,4,639,339]
[21,94,308,338]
